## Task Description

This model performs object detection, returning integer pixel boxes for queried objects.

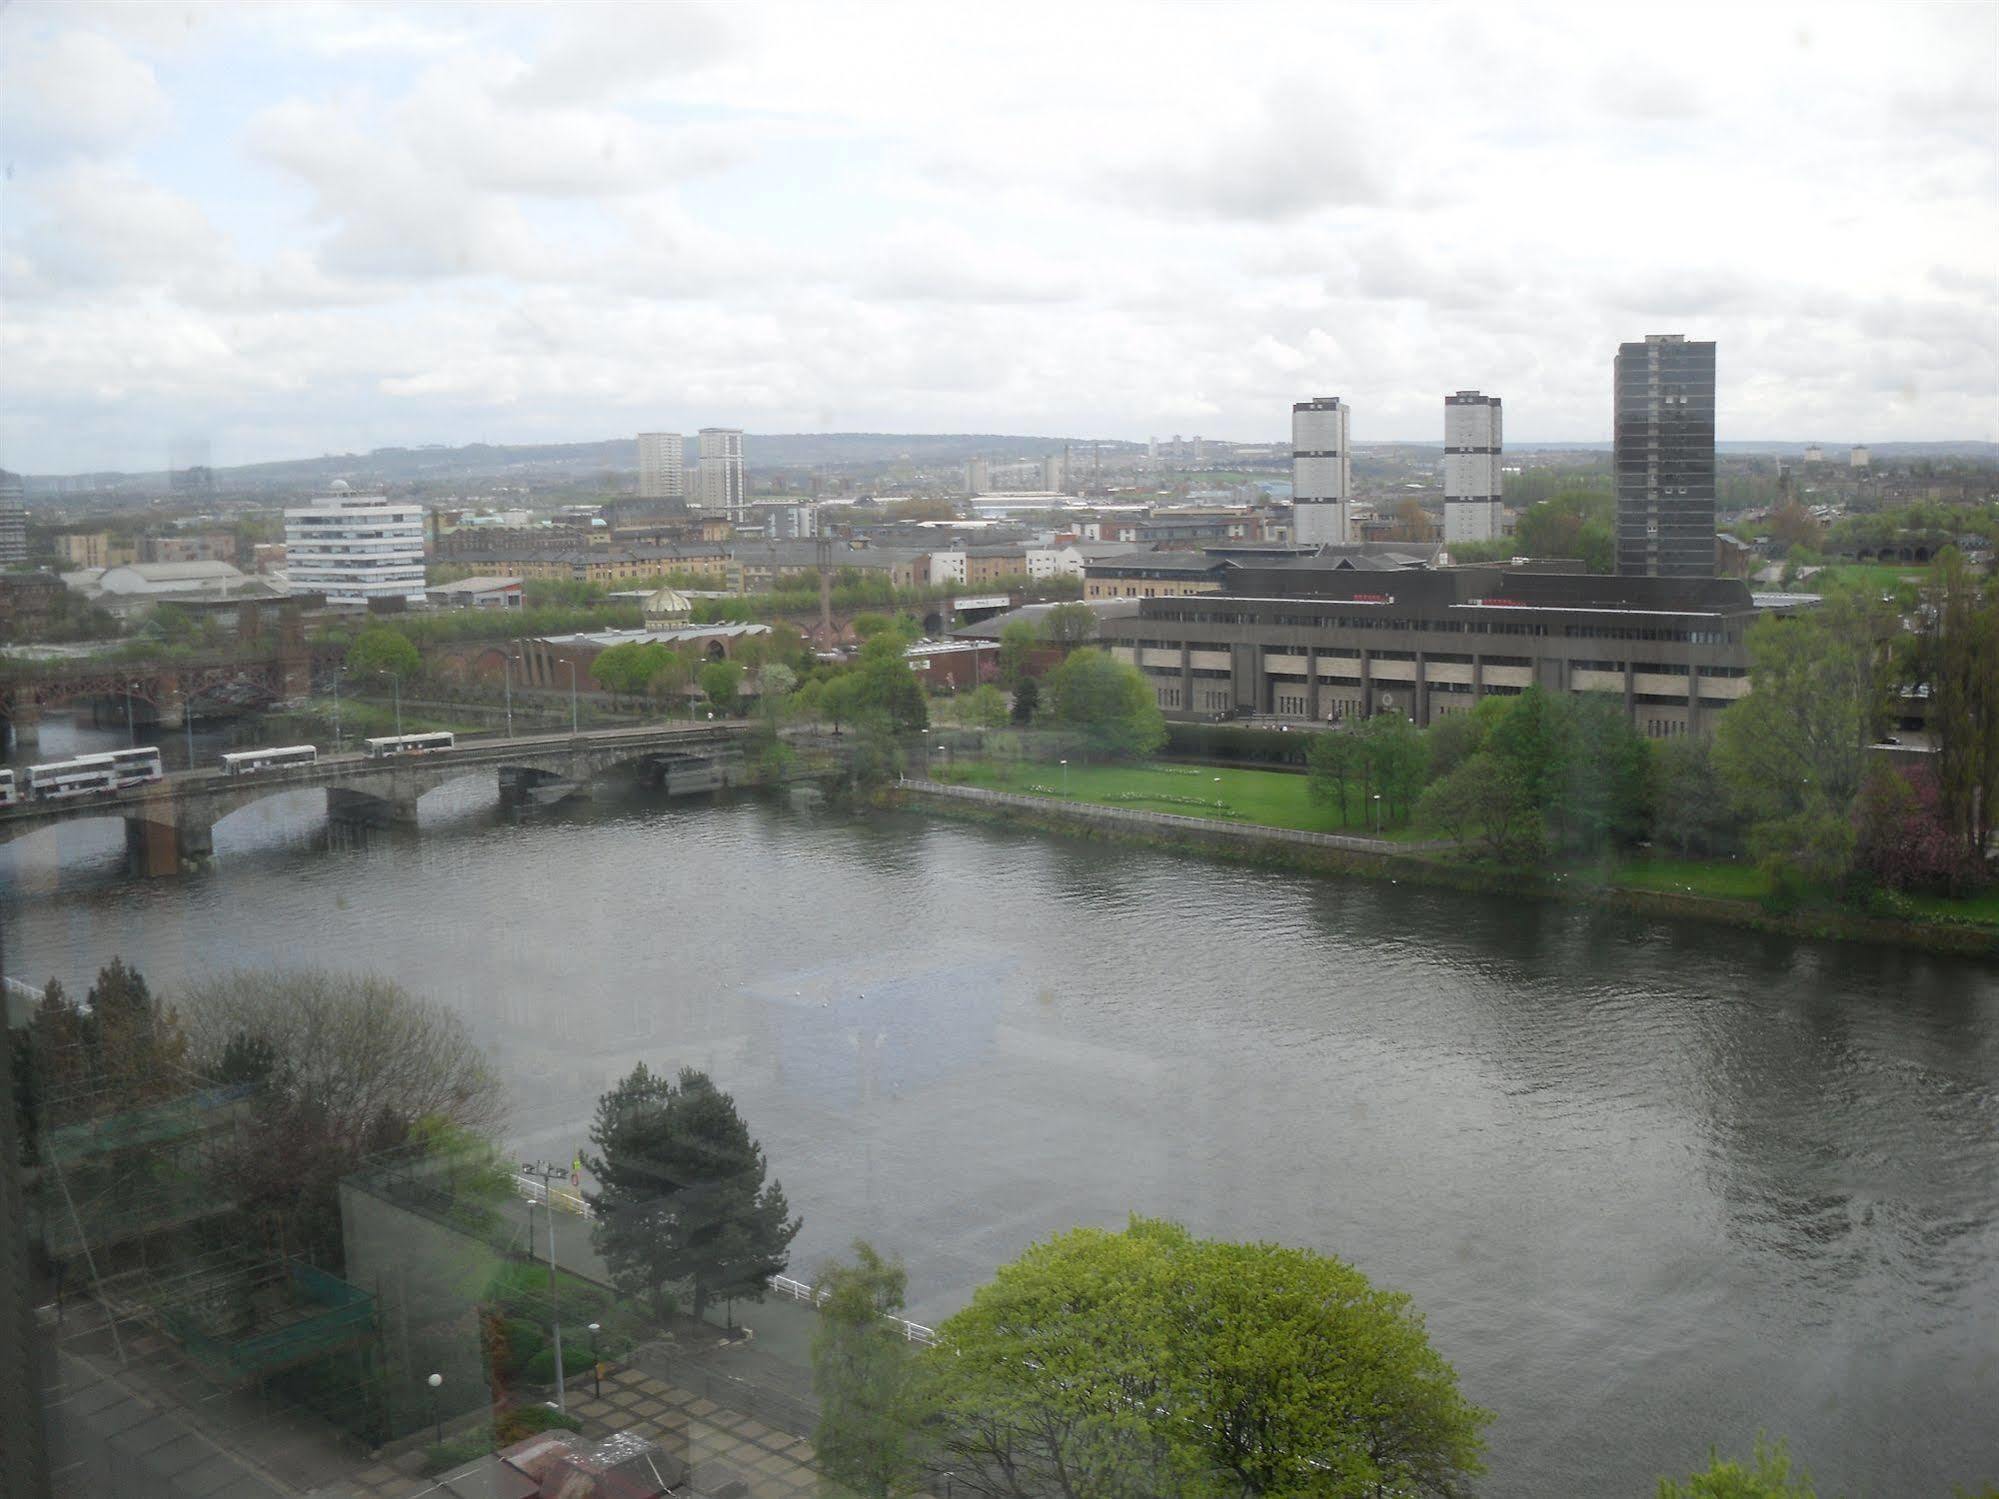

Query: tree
[811,1243,931,1498]
[1920,549,1999,865]
[1010,676,1040,725]
[1766,502,1823,555]
[1043,648,1165,759]
[1418,752,1539,861]
[1557,692,1650,855]
[1357,712,1428,827]
[345,625,420,684]
[852,613,897,641]
[963,683,1009,734]
[583,1064,800,1323]
[1648,737,1739,857]
[1851,764,1974,895]
[1513,488,1615,573]
[1658,1435,1816,1498]
[699,658,743,714]
[181,969,501,1267]
[1307,730,1357,826]
[928,1217,1490,1499]
[1038,602,1099,650]
[997,619,1039,687]
[86,957,188,1106]
[852,633,928,731]
[591,640,664,698]
[1424,709,1489,784]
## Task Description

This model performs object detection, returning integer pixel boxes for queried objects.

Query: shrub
[523,1342,596,1385]
[493,1403,582,1444]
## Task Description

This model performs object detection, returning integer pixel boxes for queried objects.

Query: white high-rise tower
[697,428,746,522]
[637,433,685,501]
[1291,397,1351,546]
[1442,392,1503,543]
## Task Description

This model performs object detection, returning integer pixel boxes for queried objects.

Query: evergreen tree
[584,1064,801,1322]
[1010,676,1040,725]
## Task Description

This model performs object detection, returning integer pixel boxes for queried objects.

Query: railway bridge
[0,721,753,876]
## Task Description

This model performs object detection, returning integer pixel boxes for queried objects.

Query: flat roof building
[637,432,686,503]
[1292,397,1351,547]
[284,493,426,607]
[1098,550,1809,738]
[1443,392,1503,544]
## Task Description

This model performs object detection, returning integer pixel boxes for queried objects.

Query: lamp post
[586,1322,601,1399]
[181,688,194,769]
[426,1373,443,1444]
[1373,792,1382,837]
[392,672,404,739]
[332,667,343,752]
[521,1164,569,1412]
[565,660,579,736]
[1059,758,1068,795]
[126,682,137,746]
[503,652,514,739]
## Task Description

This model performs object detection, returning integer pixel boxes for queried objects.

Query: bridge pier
[327,785,421,829]
[123,811,214,877]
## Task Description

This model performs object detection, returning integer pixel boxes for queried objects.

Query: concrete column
[1180,643,1193,718]
[1360,649,1374,717]
[1472,653,1485,702]
[1414,652,1430,727]
[1686,664,1701,737]
[1624,662,1636,718]
[1305,647,1320,721]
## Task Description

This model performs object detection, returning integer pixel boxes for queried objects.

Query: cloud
[0,29,170,162]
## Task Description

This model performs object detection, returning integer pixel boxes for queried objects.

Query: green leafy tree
[1418,753,1539,861]
[852,613,896,641]
[1920,549,1999,864]
[1513,488,1615,573]
[852,634,928,732]
[1648,736,1740,857]
[963,683,1009,734]
[1307,730,1358,826]
[1557,692,1651,855]
[928,1217,1490,1499]
[811,1243,931,1498]
[1358,712,1428,827]
[584,1064,800,1323]
[345,625,420,684]
[1038,601,1099,650]
[1010,676,1040,725]
[1043,648,1165,759]
[699,658,744,715]
[1657,1434,1815,1498]
[1424,709,1490,783]
[997,619,1039,687]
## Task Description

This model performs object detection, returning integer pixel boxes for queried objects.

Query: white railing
[767,1273,938,1345]
[514,1171,594,1219]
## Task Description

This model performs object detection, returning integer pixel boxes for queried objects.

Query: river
[3,729,1996,1495]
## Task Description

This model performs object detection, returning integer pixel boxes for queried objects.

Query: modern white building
[697,428,746,521]
[637,432,685,501]
[964,457,990,496]
[1850,445,1871,469]
[1291,397,1352,546]
[1042,453,1066,494]
[1442,391,1504,543]
[283,491,426,606]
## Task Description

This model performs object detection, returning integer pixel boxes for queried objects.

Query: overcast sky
[2,1,1995,473]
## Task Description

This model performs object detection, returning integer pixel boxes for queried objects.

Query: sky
[1,0,1995,474]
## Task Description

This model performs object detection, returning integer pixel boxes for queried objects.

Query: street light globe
[427,1373,443,1389]
[587,1322,601,1334]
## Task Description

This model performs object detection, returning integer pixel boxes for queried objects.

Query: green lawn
[1607,857,1772,901]
[933,754,1431,841]
[1891,887,1999,928]
[1805,562,1933,598]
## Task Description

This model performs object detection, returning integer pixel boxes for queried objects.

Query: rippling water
[4,776,1996,1495]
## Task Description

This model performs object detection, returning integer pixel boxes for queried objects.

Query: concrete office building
[1851,445,1871,469]
[1443,392,1504,543]
[1097,553,1798,738]
[1043,453,1067,494]
[697,428,746,522]
[1292,397,1352,547]
[1614,334,1716,578]
[965,457,991,496]
[637,432,686,502]
[283,491,426,606]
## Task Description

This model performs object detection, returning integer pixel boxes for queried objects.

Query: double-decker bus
[219,745,319,776]
[22,747,167,800]
[0,768,16,808]
[364,732,455,758]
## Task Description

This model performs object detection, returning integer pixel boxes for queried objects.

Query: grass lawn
[934,754,1432,841]
[1892,887,1999,928]
[1608,856,1773,901]
[1805,562,1933,598]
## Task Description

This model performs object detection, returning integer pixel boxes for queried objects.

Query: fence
[767,1272,937,1345]
[900,778,1443,856]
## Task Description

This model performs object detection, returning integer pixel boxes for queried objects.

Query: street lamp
[564,659,579,736]
[392,672,404,739]
[1059,758,1068,795]
[586,1322,602,1399]
[126,682,138,746]
[426,1372,443,1444]
[1373,792,1383,836]
[332,667,343,752]
[503,652,515,739]
[181,688,194,770]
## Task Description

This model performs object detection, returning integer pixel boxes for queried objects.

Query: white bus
[220,745,319,776]
[364,732,455,758]
[0,768,15,808]
[22,747,166,800]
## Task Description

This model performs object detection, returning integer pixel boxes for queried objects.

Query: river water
[3,731,1996,1495]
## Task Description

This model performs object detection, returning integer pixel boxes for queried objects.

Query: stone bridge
[0,648,327,748]
[0,721,754,876]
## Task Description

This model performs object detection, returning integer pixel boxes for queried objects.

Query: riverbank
[895,779,1999,957]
